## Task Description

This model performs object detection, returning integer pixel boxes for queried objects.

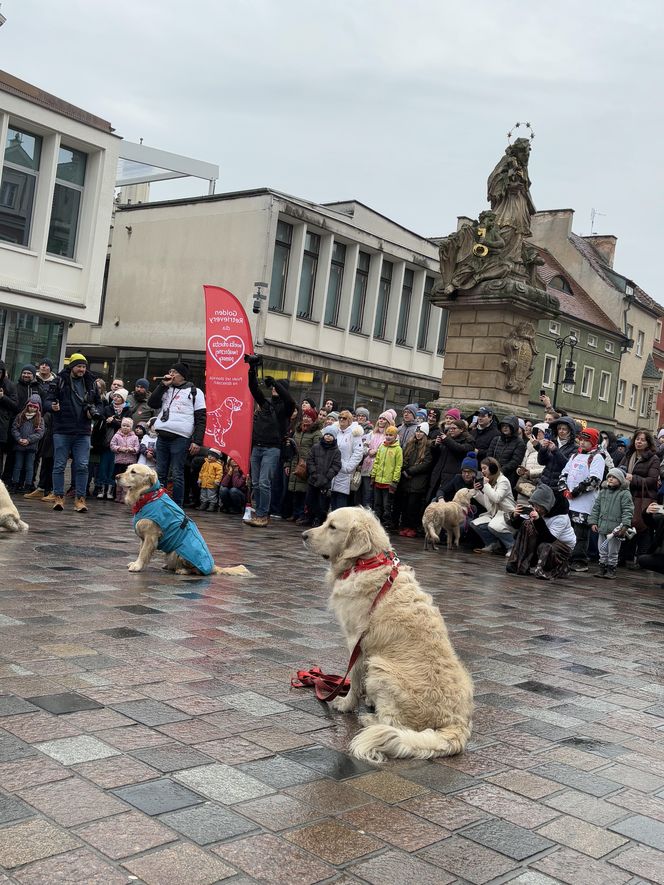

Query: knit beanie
[461,452,479,471]
[607,467,628,488]
[112,388,129,402]
[580,427,599,448]
[20,364,36,377]
[25,394,42,412]
[416,409,428,421]
[404,403,418,418]
[170,362,190,380]
[302,406,318,422]
[380,409,397,425]
[327,411,340,421]
[68,353,88,369]
[385,426,398,438]
[417,422,430,436]
[445,408,461,421]
[529,484,555,513]
[355,407,370,419]
[38,357,54,370]
[323,425,339,440]
[135,378,150,390]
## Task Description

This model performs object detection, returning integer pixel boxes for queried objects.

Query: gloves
[264,376,275,388]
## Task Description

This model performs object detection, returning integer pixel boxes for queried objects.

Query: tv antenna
[590,208,606,235]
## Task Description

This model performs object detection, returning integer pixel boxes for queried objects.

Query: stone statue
[437,210,511,295]
[501,321,539,393]
[487,137,535,236]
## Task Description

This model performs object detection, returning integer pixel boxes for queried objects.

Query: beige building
[0,70,120,372]
[71,188,447,413]
[530,209,663,435]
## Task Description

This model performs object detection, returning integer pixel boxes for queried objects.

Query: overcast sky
[2,1,661,297]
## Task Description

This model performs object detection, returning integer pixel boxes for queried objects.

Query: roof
[642,352,663,381]
[0,70,114,134]
[535,246,623,336]
[569,232,664,317]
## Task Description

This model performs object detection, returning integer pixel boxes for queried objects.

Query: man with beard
[127,378,155,424]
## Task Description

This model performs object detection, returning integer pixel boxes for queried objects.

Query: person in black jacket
[304,425,342,527]
[0,361,19,478]
[426,420,474,502]
[535,416,578,489]
[44,353,101,513]
[487,416,527,490]
[246,364,295,527]
[399,423,433,537]
[471,407,500,462]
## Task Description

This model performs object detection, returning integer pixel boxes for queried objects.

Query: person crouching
[506,485,576,579]
[197,448,223,511]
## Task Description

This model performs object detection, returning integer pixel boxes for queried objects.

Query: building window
[569,329,579,341]
[542,354,556,388]
[350,251,370,333]
[269,220,293,312]
[626,323,633,347]
[629,383,638,410]
[0,126,42,248]
[636,329,645,357]
[617,379,626,406]
[598,371,611,402]
[548,321,560,335]
[324,241,345,327]
[417,275,434,351]
[580,366,594,398]
[396,268,413,345]
[587,334,597,348]
[605,341,615,354]
[549,275,573,294]
[296,231,320,319]
[639,387,648,417]
[46,144,87,259]
[437,308,449,355]
[374,259,392,340]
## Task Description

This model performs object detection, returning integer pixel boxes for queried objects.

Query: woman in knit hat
[399,421,432,537]
[359,410,395,508]
[304,424,341,527]
[288,406,322,523]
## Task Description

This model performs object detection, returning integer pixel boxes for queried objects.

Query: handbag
[293,458,308,481]
[350,468,362,492]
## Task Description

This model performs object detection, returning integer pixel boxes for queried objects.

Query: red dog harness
[291,550,400,702]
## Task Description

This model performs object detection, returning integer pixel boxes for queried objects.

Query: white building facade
[0,70,120,373]
[72,189,447,412]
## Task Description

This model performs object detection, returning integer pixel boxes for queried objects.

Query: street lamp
[553,333,578,410]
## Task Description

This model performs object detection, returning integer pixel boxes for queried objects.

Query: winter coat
[307,439,342,489]
[33,373,57,458]
[371,441,403,487]
[361,428,389,477]
[126,393,155,424]
[590,486,634,535]
[46,367,101,436]
[15,378,40,411]
[0,362,19,446]
[472,419,500,462]
[487,417,527,488]
[94,401,131,453]
[198,459,223,489]
[397,419,418,450]
[138,435,158,466]
[400,438,433,495]
[288,424,322,493]
[472,474,516,536]
[148,381,207,445]
[11,414,45,452]
[427,431,474,500]
[133,484,215,575]
[536,440,577,489]
[519,442,545,480]
[625,448,660,500]
[248,370,295,449]
[220,467,247,492]
[110,430,140,465]
[330,423,364,495]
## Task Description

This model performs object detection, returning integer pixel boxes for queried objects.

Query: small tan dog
[117,464,249,576]
[422,487,474,551]
[0,479,28,532]
[302,507,473,762]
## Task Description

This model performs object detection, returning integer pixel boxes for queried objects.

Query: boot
[199,502,209,511]
[24,488,44,499]
[105,487,115,500]
[595,563,607,578]
[96,486,106,499]
[605,566,617,580]
[42,491,56,503]
[74,496,88,513]
[52,496,64,511]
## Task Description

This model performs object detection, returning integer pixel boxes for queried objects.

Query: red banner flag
[203,285,254,474]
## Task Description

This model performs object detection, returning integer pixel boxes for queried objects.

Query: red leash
[291,551,400,702]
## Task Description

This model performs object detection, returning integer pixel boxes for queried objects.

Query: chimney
[583,234,617,268]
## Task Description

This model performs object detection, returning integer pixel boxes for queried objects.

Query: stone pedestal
[429,278,559,419]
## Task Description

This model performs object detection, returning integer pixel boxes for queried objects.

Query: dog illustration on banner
[208,397,243,449]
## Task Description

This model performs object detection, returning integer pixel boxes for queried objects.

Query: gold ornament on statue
[472,226,488,257]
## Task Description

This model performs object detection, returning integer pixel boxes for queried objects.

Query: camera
[243,354,263,368]
[160,409,170,422]
[86,404,102,420]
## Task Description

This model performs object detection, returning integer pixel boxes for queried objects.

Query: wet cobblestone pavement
[0,497,663,883]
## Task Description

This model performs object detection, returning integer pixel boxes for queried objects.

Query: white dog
[422,486,474,550]
[302,507,473,762]
[0,480,29,532]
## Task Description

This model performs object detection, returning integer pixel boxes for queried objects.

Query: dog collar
[132,486,167,515]
[340,549,399,580]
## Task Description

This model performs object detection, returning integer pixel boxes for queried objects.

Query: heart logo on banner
[207,335,245,371]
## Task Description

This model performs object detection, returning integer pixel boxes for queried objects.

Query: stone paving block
[95,724,174,750]
[464,816,555,860]
[12,846,129,884]
[285,817,383,863]
[609,813,664,850]
[608,787,664,822]
[237,755,321,788]
[27,692,103,715]
[0,792,35,823]
[0,697,40,716]
[123,841,237,884]
[113,777,205,815]
[350,770,430,802]
[174,762,274,803]
[609,844,664,883]
[400,793,489,829]
[72,754,158,788]
[241,725,316,751]
[341,801,449,850]
[544,788,628,826]
[601,761,664,792]
[235,793,322,830]
[131,743,214,772]
[485,770,561,799]
[420,834,518,884]
[0,818,80,868]
[532,761,623,797]
[194,736,273,763]
[532,846,634,884]
[508,874,562,885]
[0,757,70,791]
[455,783,560,828]
[538,814,629,858]
[18,776,127,825]
[285,779,371,813]
[109,698,191,725]
[0,711,81,742]
[0,733,37,762]
[35,734,120,765]
[281,743,375,779]
[76,809,176,859]
[222,690,290,715]
[160,801,258,844]
[212,832,334,884]
[348,849,455,885]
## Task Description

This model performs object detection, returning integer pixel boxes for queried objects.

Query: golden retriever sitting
[302,507,473,762]
[422,487,474,551]
[117,464,249,577]
[0,480,28,533]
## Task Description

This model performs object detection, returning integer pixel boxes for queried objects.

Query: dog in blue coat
[117,464,249,576]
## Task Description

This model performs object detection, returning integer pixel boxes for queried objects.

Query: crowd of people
[3,353,664,584]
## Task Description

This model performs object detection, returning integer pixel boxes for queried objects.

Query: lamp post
[553,333,578,410]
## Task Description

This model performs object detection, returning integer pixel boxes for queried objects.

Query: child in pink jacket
[110,417,140,502]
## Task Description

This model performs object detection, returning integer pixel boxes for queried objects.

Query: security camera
[252,298,261,315]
